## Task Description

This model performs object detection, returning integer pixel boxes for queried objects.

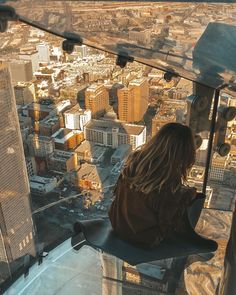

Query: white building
[84,119,146,150]
[29,175,58,195]
[37,44,50,63]
[76,45,87,59]
[64,105,91,131]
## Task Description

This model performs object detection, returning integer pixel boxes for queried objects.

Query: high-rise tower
[85,84,109,118]
[0,64,36,278]
[118,78,149,123]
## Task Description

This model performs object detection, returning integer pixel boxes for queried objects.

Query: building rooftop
[40,116,60,126]
[64,104,87,115]
[86,84,103,92]
[50,149,75,161]
[85,119,145,136]
[77,163,108,183]
[29,134,53,142]
[52,128,82,144]
[129,77,147,86]
[29,175,56,186]
[75,140,107,155]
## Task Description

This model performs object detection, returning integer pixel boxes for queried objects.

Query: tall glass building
[0,64,36,280]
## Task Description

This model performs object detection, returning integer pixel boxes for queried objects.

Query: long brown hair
[122,123,196,194]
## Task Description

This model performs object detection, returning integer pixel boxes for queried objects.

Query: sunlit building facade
[85,84,109,118]
[118,78,149,123]
[0,64,36,276]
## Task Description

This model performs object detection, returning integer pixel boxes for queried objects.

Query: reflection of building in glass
[14,82,36,105]
[85,119,146,150]
[0,64,36,278]
[129,29,151,45]
[28,134,55,157]
[85,84,109,118]
[118,78,149,123]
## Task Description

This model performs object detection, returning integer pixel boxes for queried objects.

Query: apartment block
[85,119,146,150]
[85,84,109,118]
[118,78,149,123]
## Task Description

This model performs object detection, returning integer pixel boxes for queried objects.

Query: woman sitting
[109,122,197,248]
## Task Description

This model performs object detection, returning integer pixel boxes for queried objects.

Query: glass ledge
[4,208,232,295]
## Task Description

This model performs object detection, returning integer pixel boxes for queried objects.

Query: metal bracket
[38,251,48,265]
[23,254,31,278]
[0,5,18,33]
[62,32,83,54]
[163,71,178,82]
[116,51,134,68]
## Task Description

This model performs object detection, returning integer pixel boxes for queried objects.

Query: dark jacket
[109,175,196,247]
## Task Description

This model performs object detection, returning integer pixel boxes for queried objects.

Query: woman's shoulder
[176,185,197,205]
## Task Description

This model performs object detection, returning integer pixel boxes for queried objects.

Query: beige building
[85,84,109,118]
[0,64,36,277]
[118,78,149,123]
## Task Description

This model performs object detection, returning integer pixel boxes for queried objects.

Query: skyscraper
[85,84,109,118]
[0,64,36,277]
[118,78,149,123]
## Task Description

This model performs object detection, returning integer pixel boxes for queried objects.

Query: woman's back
[109,123,197,247]
[109,175,196,247]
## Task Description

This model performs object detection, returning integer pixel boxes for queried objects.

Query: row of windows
[19,232,33,251]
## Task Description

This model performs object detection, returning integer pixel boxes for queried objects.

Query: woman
[109,122,197,247]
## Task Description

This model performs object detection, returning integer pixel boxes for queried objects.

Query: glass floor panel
[5,208,232,295]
